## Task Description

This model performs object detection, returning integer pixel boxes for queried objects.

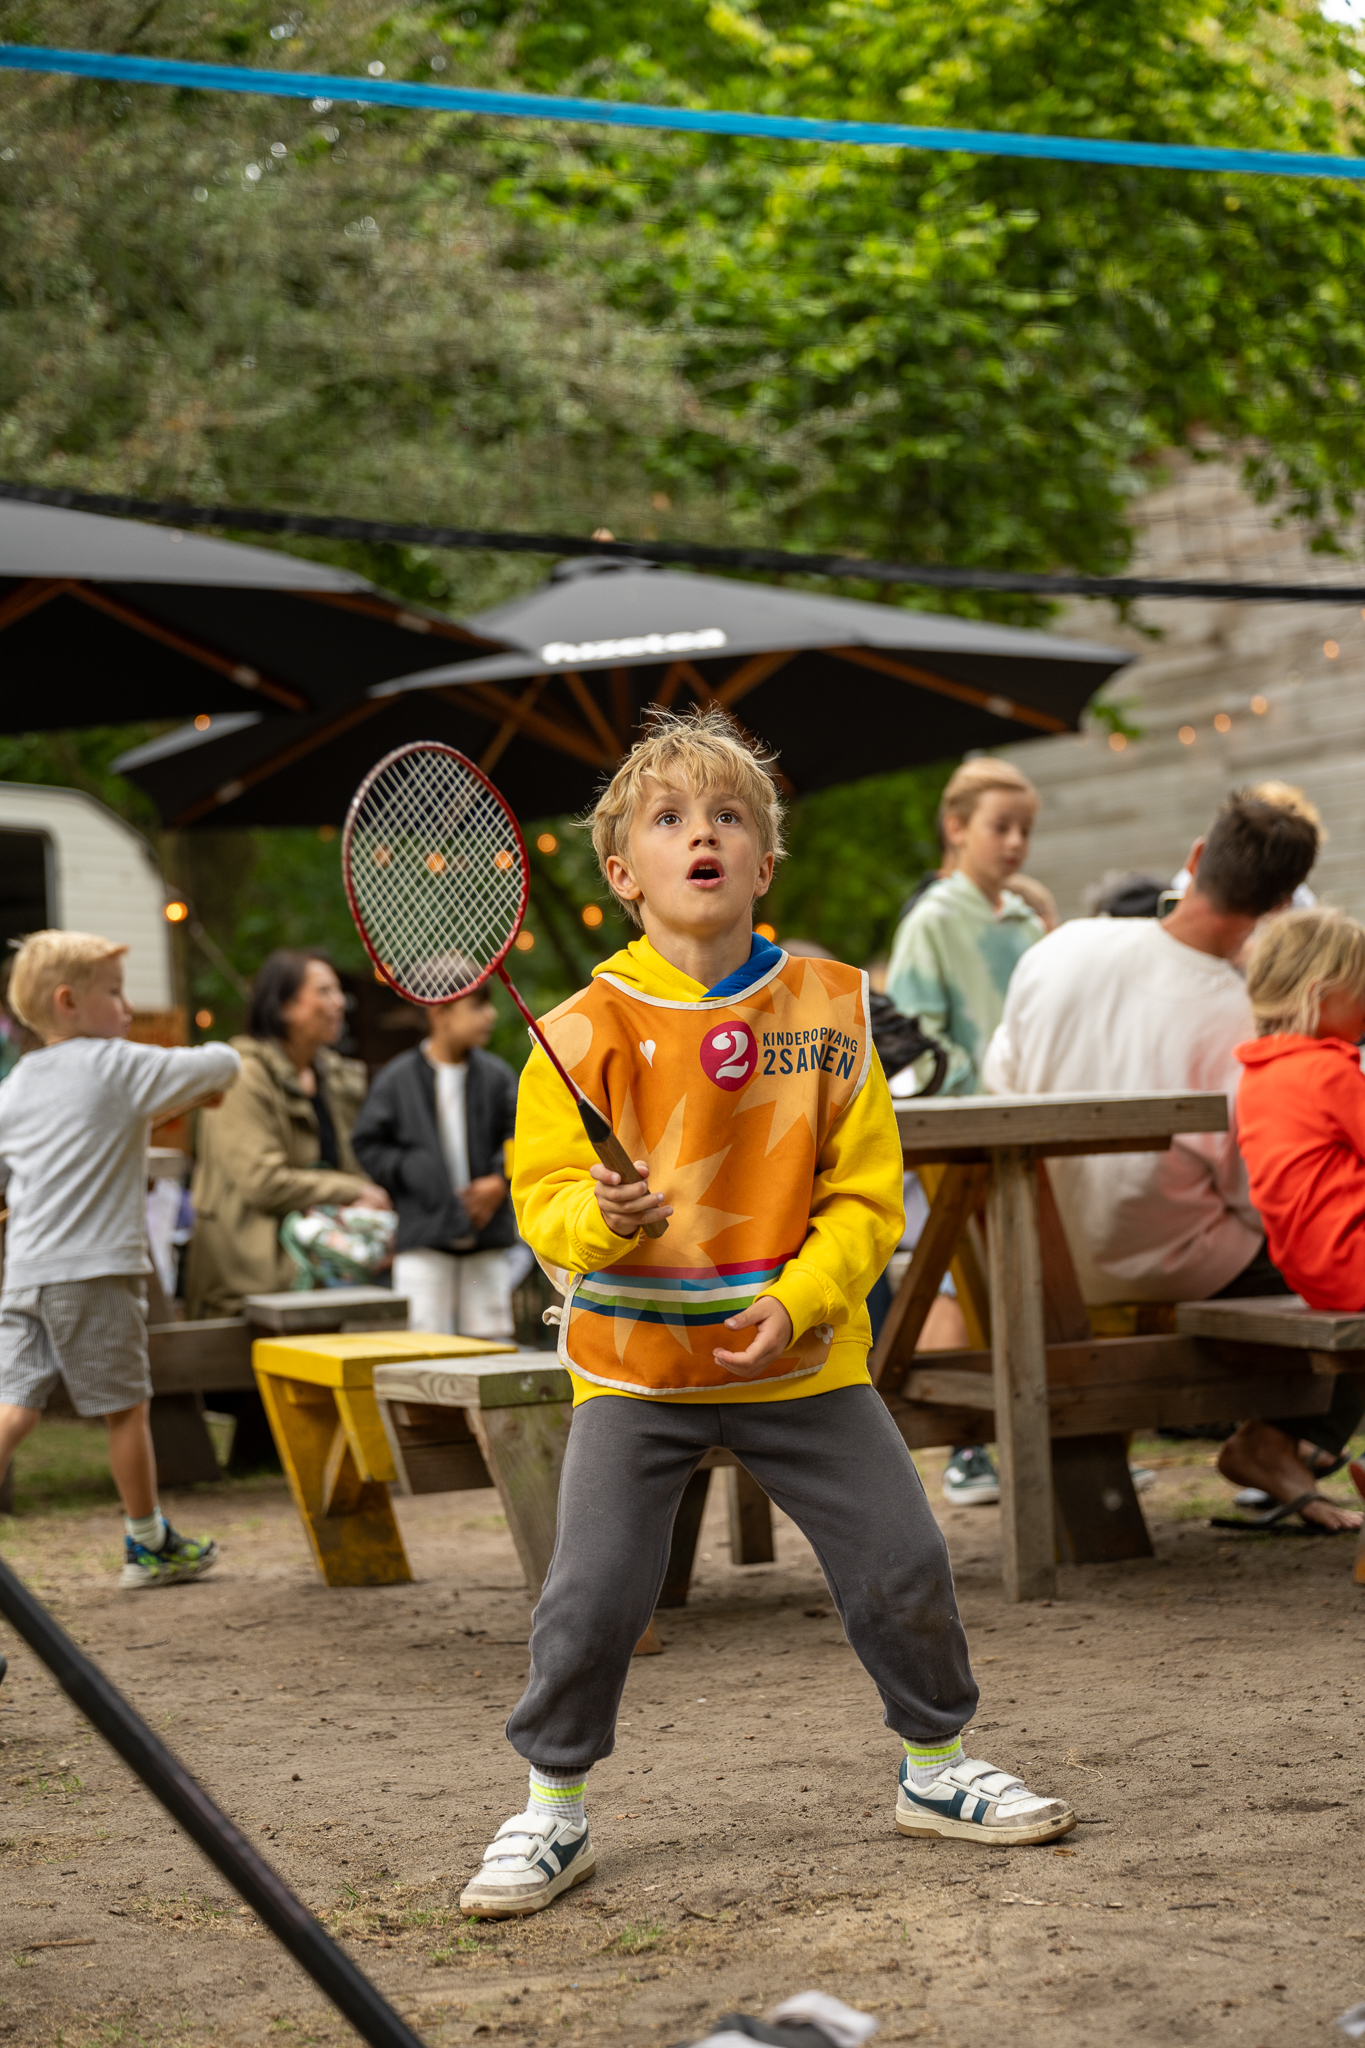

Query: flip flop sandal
[1305,1448,1351,1482]
[1209,1490,1349,1534]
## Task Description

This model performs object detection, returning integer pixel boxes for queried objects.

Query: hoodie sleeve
[511,1041,631,1274]
[763,1053,906,1343]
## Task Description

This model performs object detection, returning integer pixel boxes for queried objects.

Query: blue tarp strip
[1,42,1364,181]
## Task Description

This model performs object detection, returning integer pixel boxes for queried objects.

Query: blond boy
[458,709,1074,1920]
[0,932,241,1586]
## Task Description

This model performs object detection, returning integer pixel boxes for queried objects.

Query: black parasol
[115,557,1131,827]
[0,497,503,731]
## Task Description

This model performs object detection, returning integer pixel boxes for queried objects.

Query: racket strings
[346,750,526,1003]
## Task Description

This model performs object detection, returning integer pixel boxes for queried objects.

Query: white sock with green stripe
[903,1735,965,1788]
[126,1509,168,1553]
[527,1765,587,1827]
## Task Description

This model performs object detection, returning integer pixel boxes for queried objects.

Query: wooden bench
[370,1355,776,1605]
[252,1330,515,1587]
[145,1285,410,1487]
[1175,1295,1365,1579]
[872,1093,1346,1598]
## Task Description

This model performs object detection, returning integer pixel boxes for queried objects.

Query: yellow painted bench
[253,1332,515,1587]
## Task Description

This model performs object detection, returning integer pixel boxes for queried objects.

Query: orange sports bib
[539,952,872,1396]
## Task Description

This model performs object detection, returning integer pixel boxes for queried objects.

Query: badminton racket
[342,742,666,1239]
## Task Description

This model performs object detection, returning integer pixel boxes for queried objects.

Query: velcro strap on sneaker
[956,1760,1026,1798]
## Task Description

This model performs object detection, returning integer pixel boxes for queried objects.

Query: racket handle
[576,1101,669,1241]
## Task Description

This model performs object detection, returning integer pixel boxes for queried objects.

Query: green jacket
[885,871,1044,1095]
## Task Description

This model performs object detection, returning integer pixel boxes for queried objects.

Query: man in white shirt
[983,792,1360,1531]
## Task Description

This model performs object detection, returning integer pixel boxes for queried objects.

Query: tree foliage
[3,0,1365,1055]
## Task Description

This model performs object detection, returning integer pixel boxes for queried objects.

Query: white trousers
[391,1247,517,1341]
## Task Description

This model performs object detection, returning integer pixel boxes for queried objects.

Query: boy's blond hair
[938,757,1038,837]
[589,706,786,929]
[7,930,127,1034]
[1245,906,1365,1037]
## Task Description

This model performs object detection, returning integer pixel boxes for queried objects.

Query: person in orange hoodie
[1231,906,1365,1527]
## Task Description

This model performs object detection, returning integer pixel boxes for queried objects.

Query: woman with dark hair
[185,950,389,1318]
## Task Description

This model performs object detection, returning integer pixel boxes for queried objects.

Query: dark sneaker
[120,1525,219,1590]
[942,1445,1000,1506]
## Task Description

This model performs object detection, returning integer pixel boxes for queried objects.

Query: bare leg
[0,1405,42,1491]
[1218,1419,1361,1532]
[104,1402,157,1522]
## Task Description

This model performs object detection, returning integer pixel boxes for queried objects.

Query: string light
[318,824,336,842]
[755,922,777,942]
[1250,695,1268,714]
[1214,712,1232,732]
[581,904,604,929]
[536,832,558,854]
[514,930,535,952]
[164,900,189,922]
[194,714,211,731]
[1178,726,1196,745]
[195,1008,214,1029]
[1108,732,1127,752]
[1325,639,1340,659]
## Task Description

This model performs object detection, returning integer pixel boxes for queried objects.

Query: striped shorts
[0,1277,152,1417]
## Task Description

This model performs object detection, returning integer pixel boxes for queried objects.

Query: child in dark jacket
[352,991,519,1338]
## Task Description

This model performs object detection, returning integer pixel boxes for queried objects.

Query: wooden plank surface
[372,1353,573,1411]
[148,1320,255,1393]
[897,1089,1227,1159]
[987,1148,1056,1602]
[244,1287,410,1333]
[1176,1295,1365,1352]
[902,1366,1333,1433]
[252,1331,514,1390]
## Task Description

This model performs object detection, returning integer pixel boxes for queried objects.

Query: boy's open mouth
[687,858,725,887]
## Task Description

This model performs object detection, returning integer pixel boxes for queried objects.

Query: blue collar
[705,934,784,1001]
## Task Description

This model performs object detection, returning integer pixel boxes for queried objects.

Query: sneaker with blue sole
[120,1525,219,1590]
[896,1753,1076,1845]
[459,1812,596,1918]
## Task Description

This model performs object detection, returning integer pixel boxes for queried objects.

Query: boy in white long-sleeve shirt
[0,931,242,1587]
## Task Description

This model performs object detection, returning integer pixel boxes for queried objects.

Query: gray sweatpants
[505,1384,978,1774]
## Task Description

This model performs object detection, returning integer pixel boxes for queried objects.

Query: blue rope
[1,41,1363,180]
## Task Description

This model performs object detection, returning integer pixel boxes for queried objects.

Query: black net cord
[0,1552,426,2048]
[2,477,1363,604]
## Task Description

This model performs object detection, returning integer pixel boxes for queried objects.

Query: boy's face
[944,789,1036,895]
[427,990,497,1061]
[48,956,133,1044]
[606,778,773,945]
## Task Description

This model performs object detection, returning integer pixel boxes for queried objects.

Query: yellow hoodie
[511,935,904,1406]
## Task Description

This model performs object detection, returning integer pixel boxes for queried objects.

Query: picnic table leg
[985,1147,1056,1602]
[467,1401,571,1601]
[726,1465,775,1565]
[255,1370,412,1589]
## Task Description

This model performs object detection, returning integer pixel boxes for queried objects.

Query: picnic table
[871,1091,1231,1603]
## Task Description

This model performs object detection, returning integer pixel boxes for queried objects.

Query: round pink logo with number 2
[700,1021,758,1091]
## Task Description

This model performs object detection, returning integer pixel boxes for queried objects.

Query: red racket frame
[341,740,585,1101]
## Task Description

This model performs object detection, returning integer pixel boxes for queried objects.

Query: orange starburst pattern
[732,956,867,1156]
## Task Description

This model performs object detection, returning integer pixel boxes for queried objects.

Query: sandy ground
[0,1433,1361,2048]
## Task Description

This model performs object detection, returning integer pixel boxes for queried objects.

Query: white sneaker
[896,1754,1075,1845]
[458,1811,596,1918]
[942,1446,1000,1506]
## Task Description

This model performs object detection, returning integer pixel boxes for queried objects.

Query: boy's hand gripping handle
[576,1098,669,1241]
[497,966,668,1240]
